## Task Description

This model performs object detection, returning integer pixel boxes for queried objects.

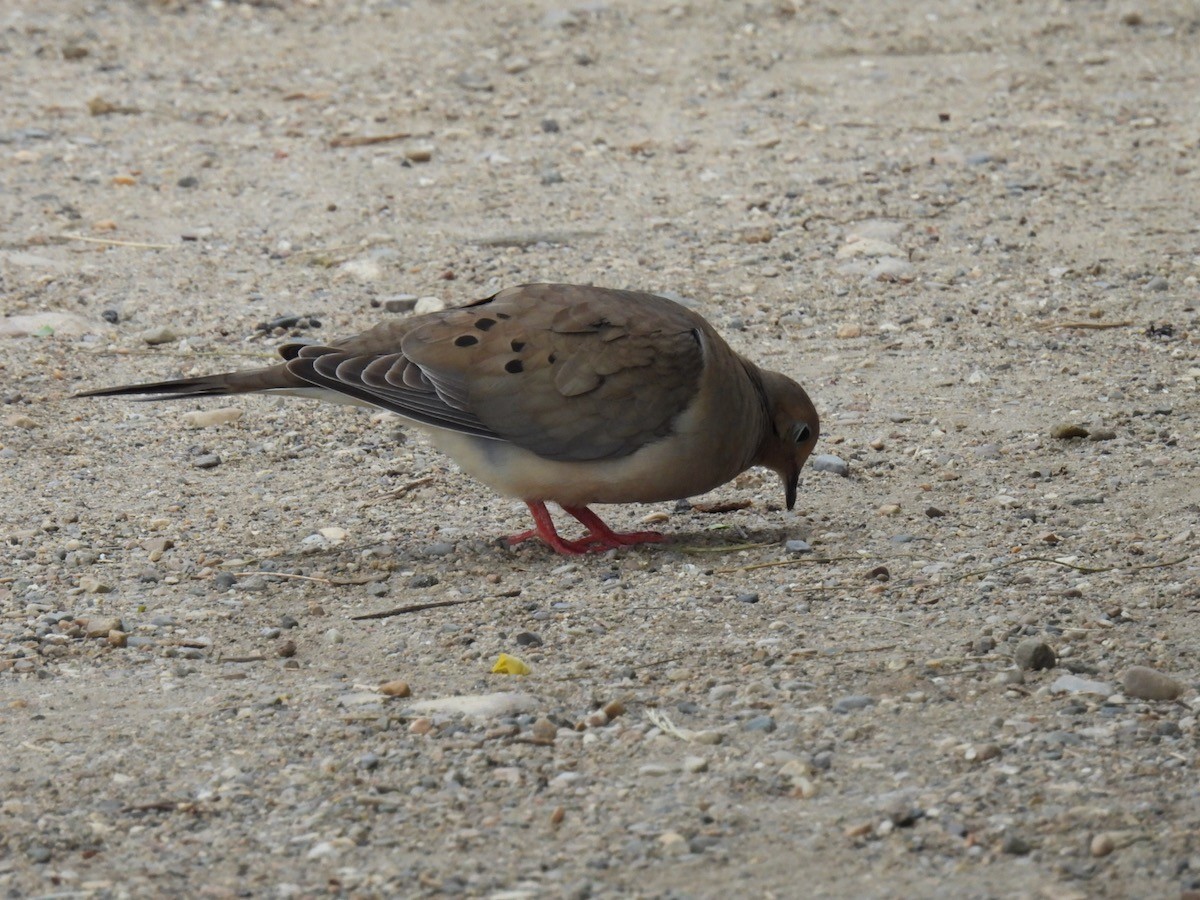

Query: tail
[74,366,300,401]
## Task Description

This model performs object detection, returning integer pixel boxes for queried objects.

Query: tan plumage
[77,283,820,554]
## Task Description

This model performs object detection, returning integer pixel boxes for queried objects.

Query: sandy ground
[2,0,1199,897]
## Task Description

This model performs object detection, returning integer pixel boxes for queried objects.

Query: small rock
[1122,666,1183,701]
[810,454,849,476]
[736,592,760,604]
[407,691,539,718]
[357,752,380,771]
[531,717,558,743]
[682,755,708,774]
[191,453,221,470]
[277,641,297,658]
[1051,423,1089,439]
[785,539,812,553]
[408,574,439,588]
[659,831,689,856]
[515,631,543,647]
[78,576,113,594]
[835,323,863,339]
[6,414,36,429]
[833,695,876,714]
[1014,639,1056,671]
[182,407,243,428]
[1049,674,1113,696]
[1086,428,1117,442]
[83,616,123,637]
[1002,834,1032,855]
[413,296,446,315]
[381,294,418,313]
[379,680,411,698]
[422,541,454,557]
[1144,275,1168,291]
[1090,833,1116,857]
[140,325,180,345]
[925,506,946,518]
[964,743,1001,762]
[744,715,776,732]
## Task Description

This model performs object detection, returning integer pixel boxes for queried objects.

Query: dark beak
[784,468,798,510]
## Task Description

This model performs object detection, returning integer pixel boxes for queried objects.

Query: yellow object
[492,653,531,675]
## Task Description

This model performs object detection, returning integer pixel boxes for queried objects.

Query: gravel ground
[2,1,1199,897]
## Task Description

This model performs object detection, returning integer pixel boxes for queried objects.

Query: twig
[677,541,776,554]
[714,555,860,574]
[945,554,1190,584]
[352,596,488,620]
[840,644,898,654]
[1034,320,1133,331]
[382,475,436,500]
[232,571,382,586]
[329,131,412,147]
[61,233,175,250]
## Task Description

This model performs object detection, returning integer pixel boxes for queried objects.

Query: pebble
[1144,275,1169,291]
[833,695,876,714]
[1051,423,1089,439]
[531,717,558,743]
[736,592,760,604]
[785,539,812,553]
[1122,665,1183,701]
[379,680,411,698]
[1090,832,1116,857]
[835,323,863,339]
[213,572,237,590]
[810,454,849,476]
[413,296,447,315]
[182,408,243,428]
[515,631,543,647]
[1087,427,1117,441]
[380,294,418,313]
[139,325,180,345]
[1014,639,1056,671]
[192,453,221,469]
[682,755,708,774]
[744,715,776,733]
[422,541,455,557]
[408,574,439,588]
[1002,834,1032,855]
[79,616,122,638]
[78,576,113,593]
[407,692,539,718]
[1049,674,1113,696]
[658,831,689,856]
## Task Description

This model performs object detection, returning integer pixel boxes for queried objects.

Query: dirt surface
[2,0,1199,897]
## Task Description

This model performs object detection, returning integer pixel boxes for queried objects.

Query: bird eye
[792,423,811,444]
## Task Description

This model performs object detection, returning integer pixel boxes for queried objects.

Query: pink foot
[506,502,666,555]
[562,505,666,550]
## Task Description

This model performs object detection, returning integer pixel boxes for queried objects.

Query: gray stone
[1014,639,1056,671]
[1123,666,1183,701]
[1049,674,1113,696]
[833,695,876,713]
[810,454,849,476]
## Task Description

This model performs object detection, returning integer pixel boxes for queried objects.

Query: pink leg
[506,501,593,555]
[562,505,666,549]
[506,502,666,555]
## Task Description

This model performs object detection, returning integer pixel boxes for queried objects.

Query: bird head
[755,369,820,510]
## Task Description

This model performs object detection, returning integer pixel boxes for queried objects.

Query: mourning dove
[77,283,820,554]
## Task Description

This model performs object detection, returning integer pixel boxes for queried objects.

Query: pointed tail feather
[74,366,300,400]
